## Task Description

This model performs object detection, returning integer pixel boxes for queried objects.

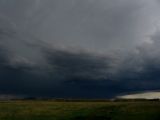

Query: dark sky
[0,0,160,98]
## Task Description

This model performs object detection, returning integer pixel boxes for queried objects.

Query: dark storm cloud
[0,45,133,98]
[1,38,160,98]
[0,0,160,98]
[45,49,112,80]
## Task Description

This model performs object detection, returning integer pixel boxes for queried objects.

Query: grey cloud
[45,48,115,82]
[0,0,160,98]
[0,0,158,52]
[1,38,160,98]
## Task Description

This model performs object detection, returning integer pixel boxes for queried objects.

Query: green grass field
[0,101,159,120]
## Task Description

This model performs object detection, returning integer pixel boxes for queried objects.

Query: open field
[0,101,159,120]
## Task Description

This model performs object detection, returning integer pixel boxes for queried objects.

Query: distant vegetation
[9,97,160,102]
[0,100,159,120]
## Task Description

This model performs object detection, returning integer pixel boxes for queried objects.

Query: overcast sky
[0,0,160,98]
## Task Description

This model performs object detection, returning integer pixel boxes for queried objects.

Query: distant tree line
[6,97,160,102]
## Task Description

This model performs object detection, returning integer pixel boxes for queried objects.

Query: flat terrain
[0,101,159,120]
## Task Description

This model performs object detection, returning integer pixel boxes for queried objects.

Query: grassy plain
[0,101,159,120]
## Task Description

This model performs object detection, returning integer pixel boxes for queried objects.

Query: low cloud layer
[119,91,160,99]
[0,0,160,98]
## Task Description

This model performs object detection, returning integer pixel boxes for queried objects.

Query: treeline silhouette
[6,97,160,102]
